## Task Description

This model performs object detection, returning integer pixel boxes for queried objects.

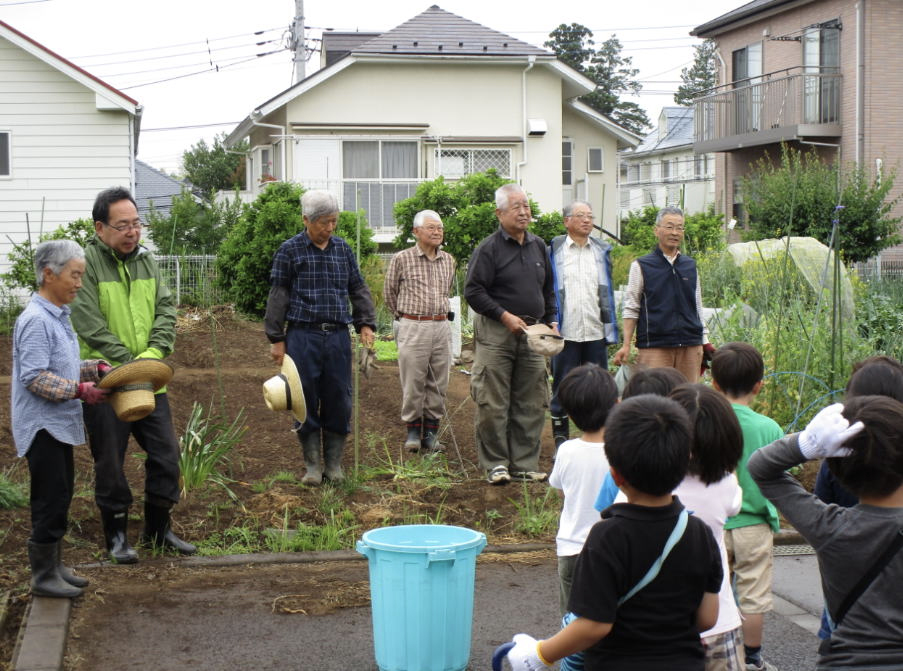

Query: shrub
[620,206,725,256]
[335,210,377,260]
[3,218,95,292]
[146,188,243,256]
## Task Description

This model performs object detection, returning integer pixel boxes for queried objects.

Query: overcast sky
[3,0,741,174]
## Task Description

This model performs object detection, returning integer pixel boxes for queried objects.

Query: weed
[509,484,560,538]
[251,470,300,493]
[198,524,262,555]
[373,339,398,361]
[266,509,358,552]
[0,465,28,509]
[179,402,247,500]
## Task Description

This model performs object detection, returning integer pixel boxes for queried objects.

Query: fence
[156,255,224,307]
[851,258,903,281]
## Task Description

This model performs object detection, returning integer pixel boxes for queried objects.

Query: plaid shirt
[384,244,455,318]
[269,231,375,327]
[28,360,105,401]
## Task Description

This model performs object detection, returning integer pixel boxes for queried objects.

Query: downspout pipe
[515,55,536,184]
[250,109,287,183]
[855,1,865,165]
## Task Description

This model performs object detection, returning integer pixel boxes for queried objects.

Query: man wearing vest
[71,187,195,563]
[612,206,709,383]
[548,201,618,449]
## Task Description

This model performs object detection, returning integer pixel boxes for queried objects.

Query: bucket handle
[355,541,372,559]
[492,642,515,671]
[427,548,455,565]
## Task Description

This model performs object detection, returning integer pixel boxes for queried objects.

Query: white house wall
[0,35,134,279]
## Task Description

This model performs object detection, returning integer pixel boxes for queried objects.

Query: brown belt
[401,313,447,321]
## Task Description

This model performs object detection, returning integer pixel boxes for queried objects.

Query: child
[710,342,783,671]
[668,384,745,671]
[502,394,723,671]
[749,397,903,669]
[594,366,689,512]
[548,364,619,615]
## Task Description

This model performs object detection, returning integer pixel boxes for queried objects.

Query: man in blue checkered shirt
[264,190,376,486]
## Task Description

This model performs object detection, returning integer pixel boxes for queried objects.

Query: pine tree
[674,39,717,106]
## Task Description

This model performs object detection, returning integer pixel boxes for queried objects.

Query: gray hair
[413,210,443,228]
[655,206,684,224]
[301,190,339,223]
[495,183,526,210]
[34,240,84,286]
[563,201,592,218]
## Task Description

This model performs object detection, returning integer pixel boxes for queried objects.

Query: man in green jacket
[70,187,195,563]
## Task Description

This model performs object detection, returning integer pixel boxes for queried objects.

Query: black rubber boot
[100,508,138,564]
[421,417,442,452]
[141,501,196,555]
[28,540,82,598]
[299,431,323,485]
[322,431,346,483]
[404,420,422,452]
[551,415,570,449]
[56,541,88,588]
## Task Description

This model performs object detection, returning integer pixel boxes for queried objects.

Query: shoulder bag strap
[831,528,903,630]
[618,509,689,606]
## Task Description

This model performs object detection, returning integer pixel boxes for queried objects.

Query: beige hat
[522,324,565,357]
[98,359,174,422]
[262,354,306,423]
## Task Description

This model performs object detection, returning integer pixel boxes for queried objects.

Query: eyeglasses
[658,224,685,232]
[420,225,444,233]
[107,221,143,232]
[569,213,594,221]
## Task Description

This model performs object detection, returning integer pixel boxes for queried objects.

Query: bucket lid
[360,524,486,553]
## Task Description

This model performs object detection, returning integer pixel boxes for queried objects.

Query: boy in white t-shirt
[548,363,619,615]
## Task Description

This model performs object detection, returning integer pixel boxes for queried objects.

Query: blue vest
[635,247,703,349]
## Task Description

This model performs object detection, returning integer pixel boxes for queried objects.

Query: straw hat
[98,359,174,422]
[522,324,565,357]
[262,354,306,423]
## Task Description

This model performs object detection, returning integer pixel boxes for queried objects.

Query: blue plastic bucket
[356,524,487,671]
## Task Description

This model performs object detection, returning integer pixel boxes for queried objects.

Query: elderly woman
[12,240,110,597]
[264,190,376,485]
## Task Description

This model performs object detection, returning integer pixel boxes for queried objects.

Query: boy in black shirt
[501,394,723,671]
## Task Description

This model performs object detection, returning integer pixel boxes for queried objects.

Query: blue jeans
[550,339,608,416]
[286,325,352,435]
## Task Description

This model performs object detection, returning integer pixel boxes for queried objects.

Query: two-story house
[619,106,715,219]
[691,0,903,260]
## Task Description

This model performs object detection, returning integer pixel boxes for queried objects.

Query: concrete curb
[12,597,71,671]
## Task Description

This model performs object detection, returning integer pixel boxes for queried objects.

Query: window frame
[343,139,419,181]
[0,130,10,179]
[587,146,604,173]
[435,147,512,179]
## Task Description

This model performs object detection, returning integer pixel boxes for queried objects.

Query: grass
[508,484,560,537]
[0,465,28,509]
[179,402,247,500]
[266,508,358,552]
[373,339,398,361]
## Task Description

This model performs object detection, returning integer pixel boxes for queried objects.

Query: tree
[740,145,901,262]
[181,133,247,196]
[2,219,95,292]
[545,24,651,135]
[674,39,717,106]
[146,188,244,256]
[620,205,724,256]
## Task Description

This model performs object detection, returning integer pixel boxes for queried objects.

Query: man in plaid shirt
[384,210,456,452]
[265,190,376,485]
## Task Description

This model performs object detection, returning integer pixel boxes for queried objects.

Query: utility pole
[292,0,305,83]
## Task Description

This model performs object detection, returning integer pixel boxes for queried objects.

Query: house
[135,160,187,221]
[691,0,903,259]
[225,5,641,243]
[0,20,141,280]
[619,106,715,218]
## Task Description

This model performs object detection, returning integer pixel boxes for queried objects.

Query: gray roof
[630,107,695,156]
[321,31,381,67]
[692,0,802,37]
[135,160,186,218]
[352,5,550,57]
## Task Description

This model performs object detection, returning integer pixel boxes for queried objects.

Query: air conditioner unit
[527,119,548,137]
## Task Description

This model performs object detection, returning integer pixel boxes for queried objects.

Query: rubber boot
[299,431,323,485]
[551,415,570,449]
[100,508,138,564]
[141,501,197,555]
[404,420,422,452]
[56,541,89,588]
[28,540,82,598]
[421,417,442,452]
[322,431,346,483]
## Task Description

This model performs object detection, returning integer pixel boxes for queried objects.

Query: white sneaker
[487,465,511,485]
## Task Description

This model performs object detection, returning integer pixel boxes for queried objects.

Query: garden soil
[0,307,563,669]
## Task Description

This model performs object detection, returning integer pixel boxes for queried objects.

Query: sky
[3,0,742,174]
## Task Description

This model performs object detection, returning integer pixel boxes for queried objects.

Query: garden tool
[299,430,323,485]
[100,507,138,564]
[358,345,378,379]
[141,500,196,555]
[28,540,82,598]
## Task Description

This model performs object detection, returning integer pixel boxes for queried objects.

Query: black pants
[83,393,181,513]
[26,430,74,544]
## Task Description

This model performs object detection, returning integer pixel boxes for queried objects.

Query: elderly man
[548,201,617,448]
[265,190,376,486]
[464,184,556,485]
[71,187,194,563]
[612,206,709,383]
[384,210,455,452]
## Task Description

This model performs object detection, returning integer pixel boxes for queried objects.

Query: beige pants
[637,345,703,384]
[396,318,451,423]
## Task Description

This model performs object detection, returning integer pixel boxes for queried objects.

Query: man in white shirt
[548,201,618,448]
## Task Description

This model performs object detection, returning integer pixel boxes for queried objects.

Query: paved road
[52,549,824,671]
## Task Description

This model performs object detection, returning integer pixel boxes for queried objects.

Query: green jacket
[70,236,176,373]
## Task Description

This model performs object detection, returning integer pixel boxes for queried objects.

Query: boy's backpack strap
[830,528,903,631]
[618,509,689,606]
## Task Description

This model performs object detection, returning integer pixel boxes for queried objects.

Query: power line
[118,49,287,90]
[142,122,241,132]
[72,26,287,60]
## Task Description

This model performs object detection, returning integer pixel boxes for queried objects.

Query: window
[628,164,640,184]
[259,147,273,182]
[341,140,419,231]
[732,42,763,133]
[587,147,604,173]
[562,140,573,185]
[803,21,841,123]
[0,132,8,177]
[639,162,652,183]
[272,142,283,181]
[661,159,671,182]
[436,148,511,178]
[667,185,682,206]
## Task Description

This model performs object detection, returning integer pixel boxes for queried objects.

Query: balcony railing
[693,68,842,153]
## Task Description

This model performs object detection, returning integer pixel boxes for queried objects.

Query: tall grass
[179,402,247,500]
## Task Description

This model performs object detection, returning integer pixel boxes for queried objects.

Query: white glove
[799,403,865,459]
[505,633,551,671]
